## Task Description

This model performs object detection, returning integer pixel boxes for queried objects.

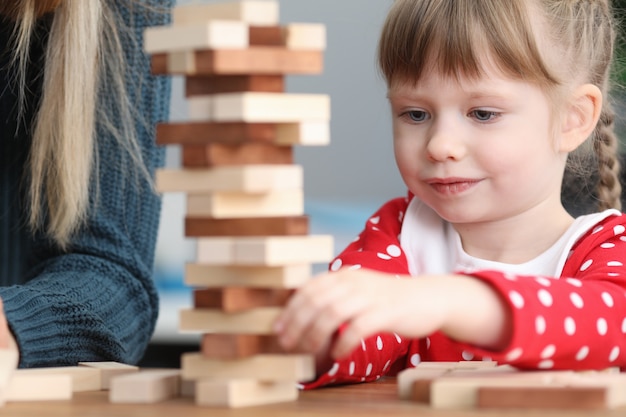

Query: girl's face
[389,65,568,227]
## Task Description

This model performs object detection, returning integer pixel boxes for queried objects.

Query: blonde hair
[5,0,147,249]
[378,0,622,211]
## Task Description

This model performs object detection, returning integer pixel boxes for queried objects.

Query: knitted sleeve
[0,0,174,368]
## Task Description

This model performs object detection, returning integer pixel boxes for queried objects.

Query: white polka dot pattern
[300,198,626,390]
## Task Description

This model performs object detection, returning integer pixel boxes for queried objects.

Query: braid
[593,101,622,211]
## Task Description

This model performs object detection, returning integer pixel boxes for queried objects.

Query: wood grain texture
[151,48,324,75]
[200,334,285,359]
[181,353,315,382]
[185,215,309,237]
[194,287,291,312]
[184,264,312,289]
[185,75,284,96]
[181,142,293,167]
[195,379,298,407]
[157,122,277,145]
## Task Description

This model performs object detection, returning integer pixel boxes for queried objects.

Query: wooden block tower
[145,0,334,407]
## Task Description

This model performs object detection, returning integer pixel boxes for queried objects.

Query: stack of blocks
[146,0,334,407]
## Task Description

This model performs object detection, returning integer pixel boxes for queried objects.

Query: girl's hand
[273,269,511,361]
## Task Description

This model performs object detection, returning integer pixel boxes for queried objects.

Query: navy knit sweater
[0,1,173,367]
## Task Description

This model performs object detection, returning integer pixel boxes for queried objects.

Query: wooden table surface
[0,377,622,417]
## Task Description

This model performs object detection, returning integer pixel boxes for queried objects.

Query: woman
[0,0,173,367]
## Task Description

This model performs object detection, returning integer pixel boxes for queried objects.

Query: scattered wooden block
[0,348,18,405]
[6,373,72,402]
[78,361,139,390]
[185,215,309,237]
[478,373,626,410]
[173,0,280,27]
[195,379,297,407]
[155,165,303,194]
[144,21,248,53]
[14,366,101,392]
[151,48,324,76]
[185,75,284,96]
[397,367,450,401]
[188,93,330,123]
[186,190,304,219]
[195,235,334,265]
[181,353,314,382]
[184,264,312,289]
[194,287,291,312]
[181,142,293,168]
[430,369,570,409]
[109,369,181,404]
[200,334,284,359]
[179,307,282,334]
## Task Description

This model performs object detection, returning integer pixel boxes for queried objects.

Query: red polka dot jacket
[303,194,626,389]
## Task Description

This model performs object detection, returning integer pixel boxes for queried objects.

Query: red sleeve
[452,214,626,371]
[302,196,416,389]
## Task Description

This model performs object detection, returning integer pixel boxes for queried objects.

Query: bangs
[378,0,559,88]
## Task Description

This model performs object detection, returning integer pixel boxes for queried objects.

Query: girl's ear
[559,84,602,153]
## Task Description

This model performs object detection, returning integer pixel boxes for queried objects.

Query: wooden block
[185,75,284,96]
[109,369,181,404]
[200,334,284,359]
[284,23,326,50]
[156,121,329,146]
[179,307,282,334]
[249,24,326,50]
[186,190,304,218]
[6,373,72,402]
[181,142,293,168]
[151,48,324,76]
[15,366,101,392]
[78,362,139,390]
[188,93,330,123]
[157,122,276,145]
[173,1,279,27]
[194,287,291,312]
[478,386,607,410]
[430,369,571,409]
[0,349,18,405]
[397,367,450,401]
[479,373,626,410]
[195,379,297,407]
[184,264,312,289]
[167,51,196,74]
[144,21,248,54]
[181,353,314,382]
[185,215,309,237]
[249,26,284,46]
[275,121,330,146]
[155,165,302,194]
[195,235,334,266]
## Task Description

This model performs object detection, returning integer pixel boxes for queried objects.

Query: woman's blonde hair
[378,0,621,211]
[5,0,147,249]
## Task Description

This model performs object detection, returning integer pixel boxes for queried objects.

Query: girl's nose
[425,119,467,162]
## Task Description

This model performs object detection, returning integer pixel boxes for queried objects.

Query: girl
[274,0,626,388]
[0,1,172,366]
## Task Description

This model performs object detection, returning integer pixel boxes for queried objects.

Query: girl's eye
[470,110,499,122]
[404,110,428,123]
